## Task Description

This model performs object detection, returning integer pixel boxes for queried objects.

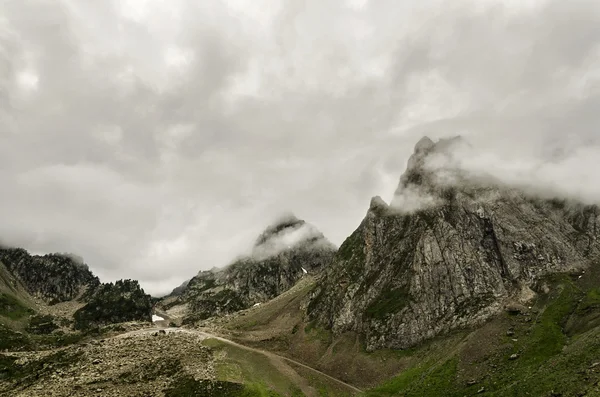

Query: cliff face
[73,279,152,330]
[0,248,100,304]
[171,214,337,322]
[0,247,153,331]
[308,137,600,351]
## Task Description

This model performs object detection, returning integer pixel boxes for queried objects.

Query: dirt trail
[118,327,363,395]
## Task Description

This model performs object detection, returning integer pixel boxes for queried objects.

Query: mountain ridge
[160,213,337,323]
[307,137,600,351]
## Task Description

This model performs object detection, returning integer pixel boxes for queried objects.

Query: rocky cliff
[169,214,337,322]
[0,248,100,304]
[73,279,152,330]
[308,137,600,351]
[0,246,153,332]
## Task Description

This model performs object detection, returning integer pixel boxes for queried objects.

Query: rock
[506,330,515,337]
[0,247,100,303]
[169,214,337,323]
[505,303,528,315]
[478,387,486,394]
[73,280,152,330]
[306,136,600,351]
[509,354,519,360]
[92,359,102,365]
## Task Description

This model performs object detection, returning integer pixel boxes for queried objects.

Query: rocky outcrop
[0,248,100,304]
[308,136,600,351]
[73,280,152,330]
[170,214,337,322]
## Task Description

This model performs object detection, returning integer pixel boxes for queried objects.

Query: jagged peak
[369,196,389,211]
[391,135,467,209]
[414,136,435,153]
[254,212,305,247]
[401,136,466,183]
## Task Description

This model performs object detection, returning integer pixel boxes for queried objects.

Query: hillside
[161,214,337,323]
[0,247,153,351]
[0,248,100,305]
[2,137,600,396]
[197,136,600,396]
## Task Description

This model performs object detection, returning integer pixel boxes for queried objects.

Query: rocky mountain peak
[369,196,389,212]
[253,212,304,247]
[308,135,600,351]
[251,213,333,261]
[413,135,435,153]
[0,247,100,304]
[163,213,337,323]
[391,136,467,210]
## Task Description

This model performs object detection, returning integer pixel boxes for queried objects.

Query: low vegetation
[0,293,34,321]
[73,279,152,330]
[362,274,600,396]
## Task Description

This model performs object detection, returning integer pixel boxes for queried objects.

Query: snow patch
[152,314,165,322]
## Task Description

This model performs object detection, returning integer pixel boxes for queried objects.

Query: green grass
[202,338,297,395]
[361,274,600,397]
[163,374,283,397]
[0,349,83,385]
[365,286,410,319]
[0,293,34,320]
[304,321,332,344]
[203,337,353,396]
[363,358,458,397]
[577,288,600,314]
[0,324,31,350]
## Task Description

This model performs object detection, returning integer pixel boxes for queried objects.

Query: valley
[1,137,599,396]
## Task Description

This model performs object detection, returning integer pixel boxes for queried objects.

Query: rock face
[73,280,152,330]
[0,246,152,331]
[0,248,100,304]
[170,214,337,322]
[308,137,600,351]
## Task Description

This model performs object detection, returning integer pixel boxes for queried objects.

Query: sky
[1,0,599,296]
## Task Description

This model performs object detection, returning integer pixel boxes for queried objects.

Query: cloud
[250,221,331,261]
[0,0,599,295]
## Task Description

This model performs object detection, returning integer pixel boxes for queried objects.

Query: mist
[1,0,599,295]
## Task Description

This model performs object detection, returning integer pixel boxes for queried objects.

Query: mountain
[73,279,152,330]
[0,246,152,340]
[163,213,337,323]
[0,247,100,304]
[4,138,600,396]
[307,136,600,351]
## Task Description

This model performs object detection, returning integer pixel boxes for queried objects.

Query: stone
[164,215,336,323]
[307,136,600,351]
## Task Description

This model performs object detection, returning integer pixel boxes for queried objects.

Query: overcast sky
[1,0,599,296]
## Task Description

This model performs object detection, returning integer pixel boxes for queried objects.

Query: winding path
[118,326,363,395]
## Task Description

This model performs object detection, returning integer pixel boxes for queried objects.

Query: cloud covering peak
[1,0,599,295]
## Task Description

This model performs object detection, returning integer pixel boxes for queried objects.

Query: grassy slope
[218,277,426,390]
[219,271,600,396]
[0,262,36,326]
[202,336,356,396]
